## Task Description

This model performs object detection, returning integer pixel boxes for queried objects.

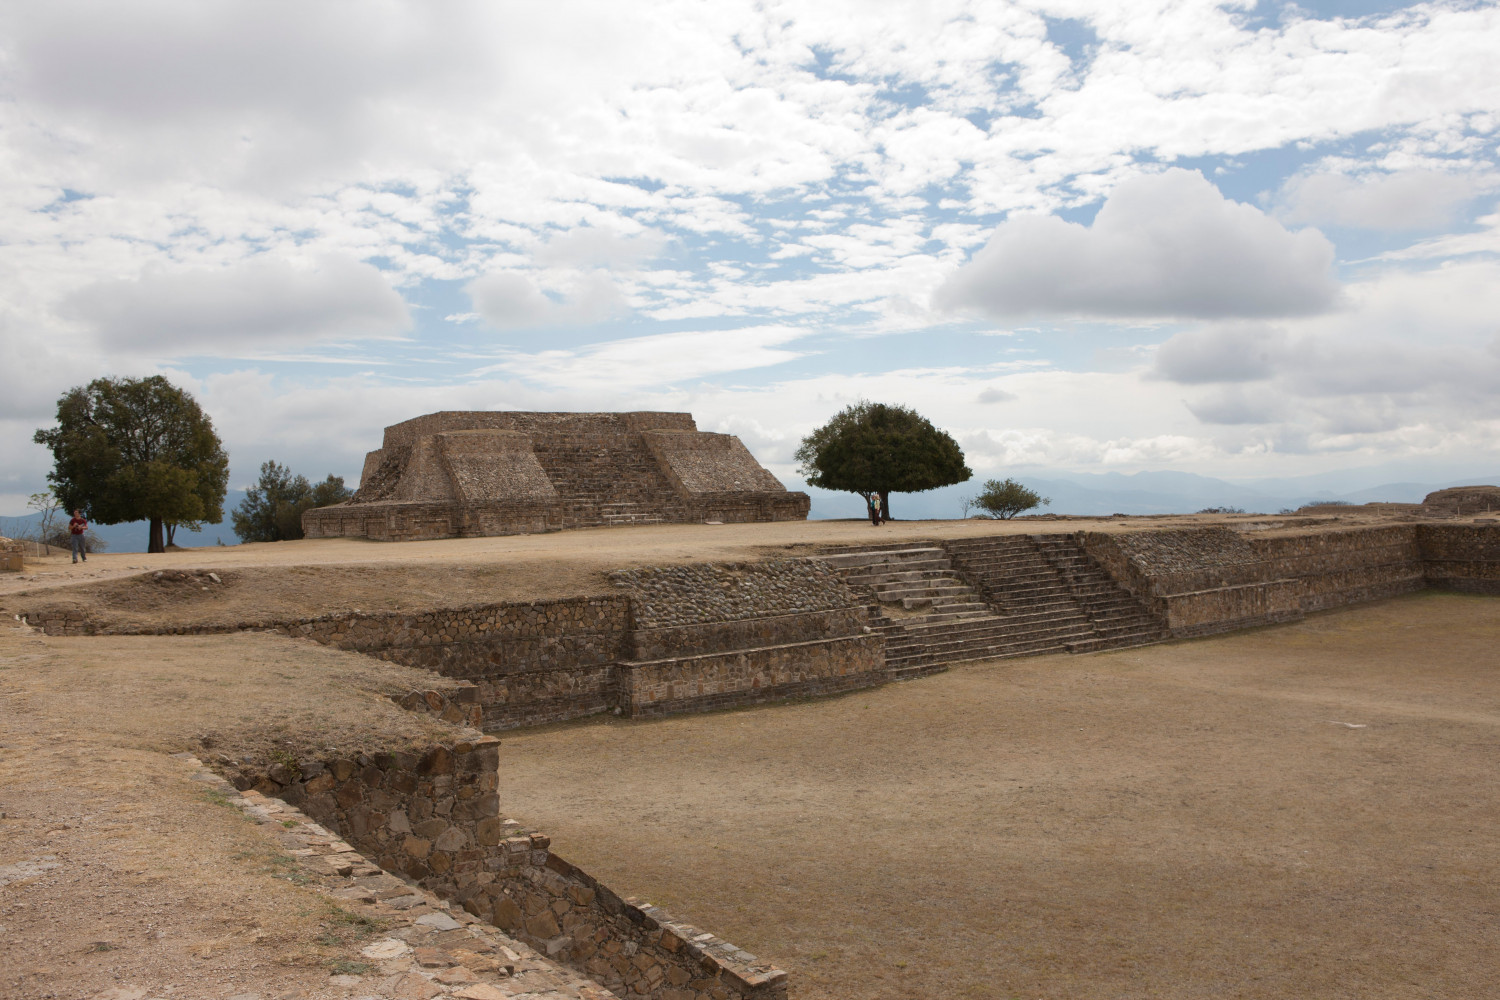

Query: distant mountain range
[0,490,248,554]
[796,470,1500,521]
[4,471,1498,552]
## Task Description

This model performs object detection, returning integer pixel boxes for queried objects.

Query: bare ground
[493,592,1500,1000]
[0,625,479,1000]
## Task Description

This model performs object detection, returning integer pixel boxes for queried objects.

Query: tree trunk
[879,490,891,521]
[148,518,165,553]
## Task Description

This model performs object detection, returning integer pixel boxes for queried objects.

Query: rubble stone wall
[1419,524,1500,594]
[641,430,785,495]
[1251,526,1426,611]
[612,561,856,629]
[1080,524,1489,637]
[624,635,884,717]
[1159,581,1304,639]
[629,608,867,660]
[257,737,786,1000]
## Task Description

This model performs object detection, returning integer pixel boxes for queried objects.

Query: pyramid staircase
[821,535,1167,680]
[943,534,1167,654]
[530,435,690,527]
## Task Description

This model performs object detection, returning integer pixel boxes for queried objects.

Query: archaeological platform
[302,410,811,541]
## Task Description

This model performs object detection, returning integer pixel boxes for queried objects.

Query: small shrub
[970,478,1050,519]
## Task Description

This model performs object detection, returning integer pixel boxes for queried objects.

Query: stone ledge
[175,753,618,1000]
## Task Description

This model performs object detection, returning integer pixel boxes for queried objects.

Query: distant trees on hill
[232,461,352,542]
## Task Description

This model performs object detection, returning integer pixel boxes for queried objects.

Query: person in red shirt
[68,509,88,563]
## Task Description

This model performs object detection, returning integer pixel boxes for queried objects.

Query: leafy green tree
[231,462,352,542]
[970,478,1050,519]
[33,376,229,553]
[794,401,972,519]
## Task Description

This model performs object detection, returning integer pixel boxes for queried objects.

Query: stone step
[820,547,946,568]
[887,619,1096,652]
[875,584,972,602]
[840,559,954,581]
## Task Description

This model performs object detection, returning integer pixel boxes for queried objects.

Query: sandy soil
[0,511,1406,632]
[0,624,479,1000]
[494,592,1500,1000]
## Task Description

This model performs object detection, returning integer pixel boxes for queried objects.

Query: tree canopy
[970,478,1050,519]
[33,376,229,553]
[794,401,971,518]
[231,461,352,543]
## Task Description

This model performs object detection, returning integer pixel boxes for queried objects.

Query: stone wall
[641,430,785,495]
[1080,524,1471,637]
[1253,526,1425,612]
[22,558,883,727]
[250,737,787,1000]
[1419,524,1500,594]
[623,635,884,717]
[608,560,886,715]
[0,537,22,572]
[278,597,631,730]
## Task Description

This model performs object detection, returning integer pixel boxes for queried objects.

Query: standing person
[68,509,88,563]
[868,492,882,526]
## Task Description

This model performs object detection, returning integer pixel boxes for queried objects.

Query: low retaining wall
[1082,524,1497,637]
[1160,580,1304,639]
[248,738,787,1000]
[623,634,885,716]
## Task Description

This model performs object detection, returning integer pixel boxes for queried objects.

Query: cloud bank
[936,169,1340,321]
[64,255,410,351]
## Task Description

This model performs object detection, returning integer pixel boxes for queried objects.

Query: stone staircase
[818,544,1067,679]
[943,534,1167,654]
[530,435,689,527]
[821,536,1167,680]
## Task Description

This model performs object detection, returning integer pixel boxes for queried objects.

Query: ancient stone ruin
[302,410,810,541]
[1423,485,1500,517]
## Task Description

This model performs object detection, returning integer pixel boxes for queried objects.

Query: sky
[3,0,1500,517]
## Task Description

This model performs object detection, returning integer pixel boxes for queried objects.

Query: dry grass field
[496,592,1500,1000]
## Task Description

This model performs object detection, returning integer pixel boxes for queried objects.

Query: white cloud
[471,325,811,389]
[7,2,1500,508]
[1155,260,1500,438]
[1276,169,1493,231]
[1152,323,1287,384]
[62,254,410,352]
[1379,210,1500,261]
[935,169,1339,320]
[465,271,629,330]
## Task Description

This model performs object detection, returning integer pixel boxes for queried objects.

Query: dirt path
[494,592,1500,1000]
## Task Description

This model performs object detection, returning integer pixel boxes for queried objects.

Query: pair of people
[867,493,884,526]
[69,509,88,563]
